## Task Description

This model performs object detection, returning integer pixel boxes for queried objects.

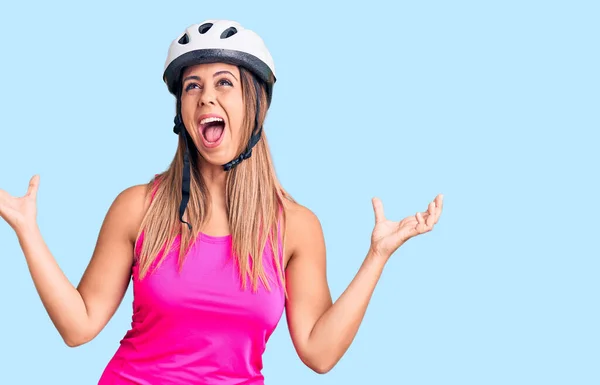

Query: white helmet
[163,20,276,103]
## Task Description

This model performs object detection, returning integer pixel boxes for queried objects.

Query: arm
[284,204,386,374]
[284,195,443,374]
[14,183,148,347]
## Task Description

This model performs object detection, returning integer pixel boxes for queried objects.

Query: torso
[99,180,296,385]
[199,196,297,269]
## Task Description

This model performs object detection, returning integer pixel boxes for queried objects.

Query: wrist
[15,221,40,241]
[366,246,390,266]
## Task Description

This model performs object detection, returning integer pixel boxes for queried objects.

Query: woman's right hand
[0,175,40,233]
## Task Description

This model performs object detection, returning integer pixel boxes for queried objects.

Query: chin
[197,148,238,169]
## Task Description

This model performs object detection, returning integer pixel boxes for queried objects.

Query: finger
[434,194,444,223]
[0,190,6,211]
[404,215,419,224]
[416,212,426,232]
[426,200,437,227]
[0,189,11,219]
[426,207,436,228]
[26,175,40,200]
[0,188,13,209]
[372,197,385,224]
[416,212,429,226]
[400,223,420,242]
[398,215,418,229]
[427,201,435,218]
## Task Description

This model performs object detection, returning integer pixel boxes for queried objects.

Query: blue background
[0,0,598,384]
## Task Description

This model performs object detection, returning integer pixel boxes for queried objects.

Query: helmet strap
[173,92,193,231]
[222,77,263,171]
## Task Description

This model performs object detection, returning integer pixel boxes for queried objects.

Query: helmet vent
[198,23,213,34]
[220,27,238,39]
[178,34,189,44]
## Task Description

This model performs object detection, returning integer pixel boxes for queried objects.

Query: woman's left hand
[369,194,444,261]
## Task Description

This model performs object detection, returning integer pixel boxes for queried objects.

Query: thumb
[26,175,40,201]
[372,197,385,224]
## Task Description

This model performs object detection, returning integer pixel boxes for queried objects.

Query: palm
[370,194,443,260]
[0,175,40,231]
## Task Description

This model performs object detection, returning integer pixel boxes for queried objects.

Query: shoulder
[112,183,152,214]
[283,200,325,258]
[106,183,153,242]
[285,201,321,231]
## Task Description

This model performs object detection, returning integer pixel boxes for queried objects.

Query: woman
[0,20,443,384]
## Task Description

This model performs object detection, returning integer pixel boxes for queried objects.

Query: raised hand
[370,194,443,260]
[0,175,40,233]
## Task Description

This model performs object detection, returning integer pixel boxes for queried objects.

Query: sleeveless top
[98,178,286,384]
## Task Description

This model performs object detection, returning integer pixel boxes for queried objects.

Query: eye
[217,78,233,87]
[184,82,200,92]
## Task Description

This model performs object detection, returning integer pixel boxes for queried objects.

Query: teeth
[200,117,224,125]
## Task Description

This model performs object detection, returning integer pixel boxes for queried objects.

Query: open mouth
[199,116,225,146]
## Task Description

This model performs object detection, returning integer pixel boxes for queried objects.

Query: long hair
[136,66,294,292]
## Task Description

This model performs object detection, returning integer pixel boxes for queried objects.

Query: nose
[199,86,216,106]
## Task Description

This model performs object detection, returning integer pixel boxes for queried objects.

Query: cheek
[180,98,198,130]
[180,99,195,122]
[226,106,245,141]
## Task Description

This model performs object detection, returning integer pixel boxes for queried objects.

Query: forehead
[182,62,240,78]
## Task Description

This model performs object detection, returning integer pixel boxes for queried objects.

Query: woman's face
[180,63,244,168]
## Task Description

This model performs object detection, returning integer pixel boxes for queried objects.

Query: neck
[199,161,228,204]
[197,161,230,235]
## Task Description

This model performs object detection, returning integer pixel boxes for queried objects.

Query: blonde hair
[136,66,293,292]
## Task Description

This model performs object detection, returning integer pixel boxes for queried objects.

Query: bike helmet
[163,19,276,104]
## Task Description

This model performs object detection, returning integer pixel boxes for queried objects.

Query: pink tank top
[98,179,285,384]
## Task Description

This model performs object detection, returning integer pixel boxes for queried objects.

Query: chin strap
[173,115,192,231]
[222,125,263,171]
[222,77,263,171]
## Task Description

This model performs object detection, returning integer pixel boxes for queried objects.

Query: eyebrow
[182,70,238,83]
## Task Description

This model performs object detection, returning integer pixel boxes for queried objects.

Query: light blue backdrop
[0,1,598,384]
